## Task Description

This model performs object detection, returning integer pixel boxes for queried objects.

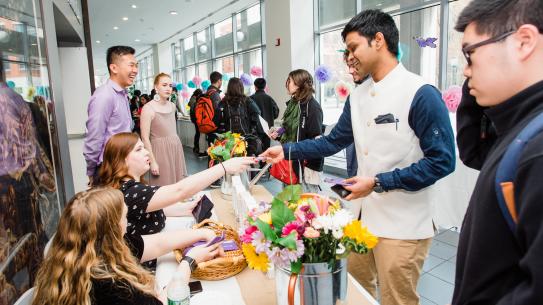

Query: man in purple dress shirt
[84,46,138,186]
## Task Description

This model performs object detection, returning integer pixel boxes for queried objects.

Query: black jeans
[192,121,200,152]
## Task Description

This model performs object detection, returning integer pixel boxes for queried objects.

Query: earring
[153,94,160,102]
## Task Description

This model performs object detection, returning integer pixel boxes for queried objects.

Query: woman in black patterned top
[98,133,255,267]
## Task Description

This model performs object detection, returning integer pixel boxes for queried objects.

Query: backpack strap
[495,111,543,232]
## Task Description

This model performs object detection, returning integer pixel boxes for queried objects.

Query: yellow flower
[258,212,272,224]
[344,220,378,249]
[242,243,269,272]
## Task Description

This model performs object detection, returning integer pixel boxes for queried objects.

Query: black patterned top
[120,180,166,236]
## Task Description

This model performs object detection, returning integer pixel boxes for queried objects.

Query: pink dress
[148,103,187,185]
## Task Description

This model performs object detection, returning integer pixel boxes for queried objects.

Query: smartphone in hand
[331,184,351,198]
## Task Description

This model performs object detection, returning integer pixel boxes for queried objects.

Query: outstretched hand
[259,145,285,164]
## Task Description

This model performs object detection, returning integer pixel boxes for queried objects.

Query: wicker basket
[174,219,247,281]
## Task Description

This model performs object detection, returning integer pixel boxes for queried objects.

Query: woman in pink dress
[140,73,187,185]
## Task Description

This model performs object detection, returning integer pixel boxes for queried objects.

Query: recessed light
[135,39,140,42]
[169,11,178,15]
[31,43,37,46]
[96,40,101,43]
[122,17,128,21]
[131,4,137,8]
[113,26,119,30]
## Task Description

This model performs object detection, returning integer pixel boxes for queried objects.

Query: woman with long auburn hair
[32,187,219,305]
[270,69,324,192]
[98,132,255,268]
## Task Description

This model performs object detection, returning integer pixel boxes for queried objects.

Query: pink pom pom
[334,81,350,102]
[192,75,202,87]
[442,85,462,113]
[250,66,263,77]
[181,90,190,99]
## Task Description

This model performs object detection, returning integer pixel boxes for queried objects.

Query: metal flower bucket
[275,258,348,305]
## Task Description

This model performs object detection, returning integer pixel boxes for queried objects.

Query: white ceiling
[88,0,250,76]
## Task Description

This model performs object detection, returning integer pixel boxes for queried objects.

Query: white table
[155,187,379,305]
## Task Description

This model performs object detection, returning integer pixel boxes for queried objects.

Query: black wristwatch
[373,176,384,193]
[181,255,198,272]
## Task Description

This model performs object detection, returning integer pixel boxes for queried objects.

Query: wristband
[220,162,227,175]
[181,255,197,272]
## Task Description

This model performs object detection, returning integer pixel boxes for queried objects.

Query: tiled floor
[183,146,459,305]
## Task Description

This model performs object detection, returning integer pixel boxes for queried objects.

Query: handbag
[270,138,299,185]
[270,159,299,185]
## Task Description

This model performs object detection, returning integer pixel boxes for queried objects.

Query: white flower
[336,243,346,255]
[332,209,353,229]
[312,215,333,233]
[332,228,344,239]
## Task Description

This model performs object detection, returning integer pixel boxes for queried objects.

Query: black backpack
[224,99,262,156]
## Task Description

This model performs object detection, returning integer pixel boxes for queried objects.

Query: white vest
[349,63,435,239]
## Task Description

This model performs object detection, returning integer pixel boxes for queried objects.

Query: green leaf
[275,184,302,203]
[255,219,277,242]
[277,232,297,250]
[271,198,296,231]
[290,260,302,274]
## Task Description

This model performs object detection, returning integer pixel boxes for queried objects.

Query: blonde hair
[153,72,171,86]
[32,187,157,305]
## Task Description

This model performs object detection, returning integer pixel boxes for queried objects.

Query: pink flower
[250,66,263,77]
[303,227,320,238]
[334,81,350,102]
[294,209,307,223]
[282,221,302,238]
[241,226,258,243]
[442,85,462,113]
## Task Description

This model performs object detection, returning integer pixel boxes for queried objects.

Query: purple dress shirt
[83,79,132,176]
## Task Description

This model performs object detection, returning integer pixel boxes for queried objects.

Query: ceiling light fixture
[122,17,128,21]
[169,11,178,15]
[113,26,119,30]
[96,40,101,43]
[131,4,137,8]
[135,39,140,42]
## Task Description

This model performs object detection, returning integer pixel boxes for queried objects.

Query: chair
[13,287,34,305]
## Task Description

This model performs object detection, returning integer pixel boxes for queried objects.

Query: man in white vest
[261,10,455,305]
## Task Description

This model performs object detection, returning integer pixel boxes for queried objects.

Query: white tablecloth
[155,192,247,305]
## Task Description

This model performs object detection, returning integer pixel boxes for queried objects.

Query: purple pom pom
[315,65,332,83]
[240,73,252,86]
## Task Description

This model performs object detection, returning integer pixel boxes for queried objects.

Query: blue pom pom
[201,80,211,91]
[397,42,404,62]
[188,80,196,88]
[7,80,15,88]
[176,83,183,91]
[315,65,332,83]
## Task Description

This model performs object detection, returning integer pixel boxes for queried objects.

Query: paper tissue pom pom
[176,83,183,91]
[250,66,263,77]
[201,80,211,91]
[442,85,462,113]
[397,42,404,62]
[188,80,196,88]
[222,74,230,82]
[334,81,350,102]
[315,65,332,83]
[192,75,202,87]
[181,90,190,100]
[240,73,252,86]
[7,80,15,88]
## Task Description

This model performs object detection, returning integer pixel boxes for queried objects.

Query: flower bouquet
[207,131,247,162]
[207,132,248,198]
[240,185,378,305]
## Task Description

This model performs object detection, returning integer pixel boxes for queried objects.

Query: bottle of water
[167,271,190,305]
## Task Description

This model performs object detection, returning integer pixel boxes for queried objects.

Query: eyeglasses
[462,30,516,66]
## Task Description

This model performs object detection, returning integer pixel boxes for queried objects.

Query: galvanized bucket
[275,258,348,305]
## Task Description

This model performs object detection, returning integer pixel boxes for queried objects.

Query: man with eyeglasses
[84,46,138,186]
[453,1,543,304]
